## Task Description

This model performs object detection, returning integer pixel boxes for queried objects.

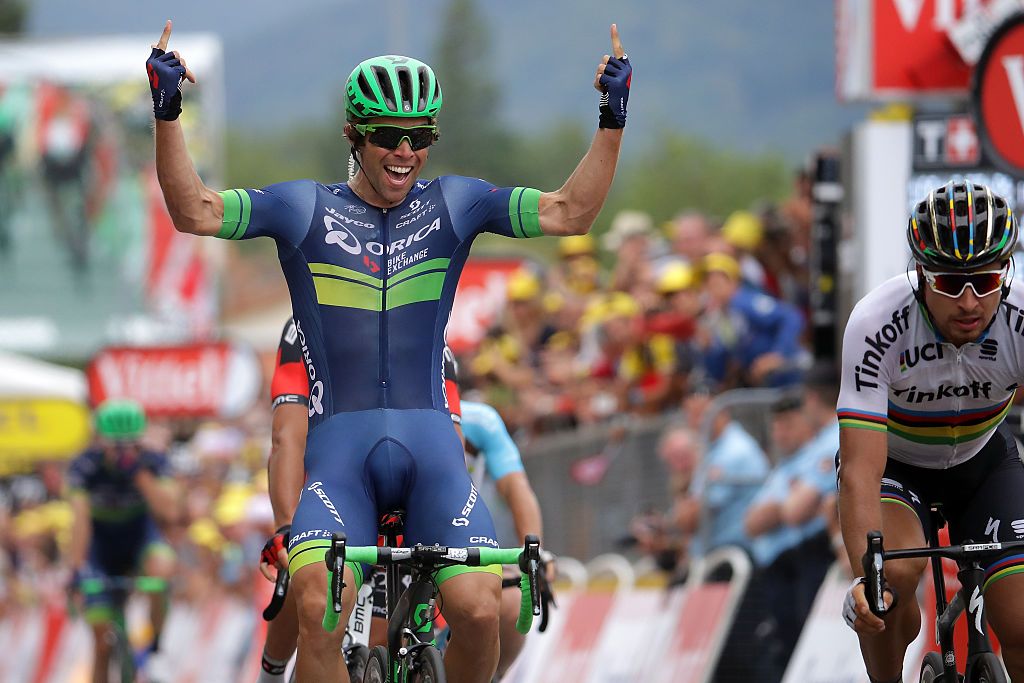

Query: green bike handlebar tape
[516,573,534,634]
[322,570,340,632]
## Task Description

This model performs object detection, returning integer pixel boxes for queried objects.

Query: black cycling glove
[598,55,631,129]
[146,47,186,121]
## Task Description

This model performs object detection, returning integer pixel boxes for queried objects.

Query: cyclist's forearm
[538,129,623,236]
[136,471,180,524]
[269,405,307,527]
[68,494,91,569]
[837,428,888,575]
[497,472,543,543]
[838,476,883,577]
[154,119,223,235]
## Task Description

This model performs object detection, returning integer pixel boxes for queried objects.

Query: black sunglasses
[354,123,438,151]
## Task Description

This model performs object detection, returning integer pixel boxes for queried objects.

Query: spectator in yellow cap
[553,234,602,296]
[721,210,769,290]
[472,268,558,411]
[699,252,806,389]
[583,292,681,418]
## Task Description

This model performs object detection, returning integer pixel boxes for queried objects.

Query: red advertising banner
[837,0,1009,99]
[873,0,976,92]
[86,343,262,419]
[447,258,524,354]
[974,15,1024,173]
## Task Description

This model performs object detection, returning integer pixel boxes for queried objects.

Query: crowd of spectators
[0,174,837,682]
[465,174,815,435]
[0,419,278,620]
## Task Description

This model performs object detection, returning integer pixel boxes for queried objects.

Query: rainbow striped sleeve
[837,408,888,433]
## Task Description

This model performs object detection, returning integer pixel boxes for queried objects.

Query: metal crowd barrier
[520,388,786,561]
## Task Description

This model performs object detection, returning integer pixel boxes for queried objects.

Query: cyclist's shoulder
[846,274,917,335]
[462,400,504,427]
[68,448,102,475]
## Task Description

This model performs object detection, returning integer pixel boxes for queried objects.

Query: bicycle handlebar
[321,533,542,635]
[262,569,290,622]
[77,576,168,595]
[862,530,891,617]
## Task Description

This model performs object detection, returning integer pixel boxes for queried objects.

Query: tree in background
[0,0,26,34]
[428,0,522,184]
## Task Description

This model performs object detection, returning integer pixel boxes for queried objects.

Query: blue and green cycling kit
[67,449,171,616]
[214,176,543,578]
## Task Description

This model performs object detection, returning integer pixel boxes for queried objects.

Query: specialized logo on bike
[891,381,994,403]
[307,480,344,527]
[855,306,912,391]
[452,484,479,527]
[898,342,943,372]
[968,586,986,635]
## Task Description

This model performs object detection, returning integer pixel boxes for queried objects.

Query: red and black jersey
[443,345,461,424]
[271,317,309,410]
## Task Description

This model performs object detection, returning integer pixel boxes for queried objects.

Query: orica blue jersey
[461,401,525,487]
[216,178,542,428]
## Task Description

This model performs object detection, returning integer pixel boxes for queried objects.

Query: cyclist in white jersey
[838,181,1024,682]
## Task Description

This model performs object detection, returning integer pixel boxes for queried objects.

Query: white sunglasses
[921,266,1007,299]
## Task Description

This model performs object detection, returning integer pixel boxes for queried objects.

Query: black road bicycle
[863,506,1024,683]
[321,530,541,683]
[77,575,168,683]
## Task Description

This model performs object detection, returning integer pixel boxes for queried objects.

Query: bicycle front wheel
[919,651,946,683]
[363,645,390,683]
[967,653,1008,683]
[345,643,369,681]
[410,646,445,683]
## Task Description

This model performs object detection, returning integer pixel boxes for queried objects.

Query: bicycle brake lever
[863,531,891,617]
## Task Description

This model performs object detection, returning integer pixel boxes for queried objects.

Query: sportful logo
[307,480,344,527]
[979,338,998,361]
[855,306,911,390]
[898,342,943,372]
[294,320,324,416]
[1012,519,1024,538]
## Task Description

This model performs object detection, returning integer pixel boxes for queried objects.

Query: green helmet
[94,399,147,441]
[345,55,442,121]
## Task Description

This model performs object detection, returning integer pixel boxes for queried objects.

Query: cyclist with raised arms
[148,20,629,682]
[837,181,1024,682]
[66,400,178,683]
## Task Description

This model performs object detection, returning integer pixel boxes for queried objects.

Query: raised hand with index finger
[146,20,197,122]
[594,23,631,130]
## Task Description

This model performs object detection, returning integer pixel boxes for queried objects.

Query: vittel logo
[855,306,912,391]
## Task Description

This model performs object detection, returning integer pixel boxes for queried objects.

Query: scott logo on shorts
[452,484,479,527]
[307,480,344,527]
